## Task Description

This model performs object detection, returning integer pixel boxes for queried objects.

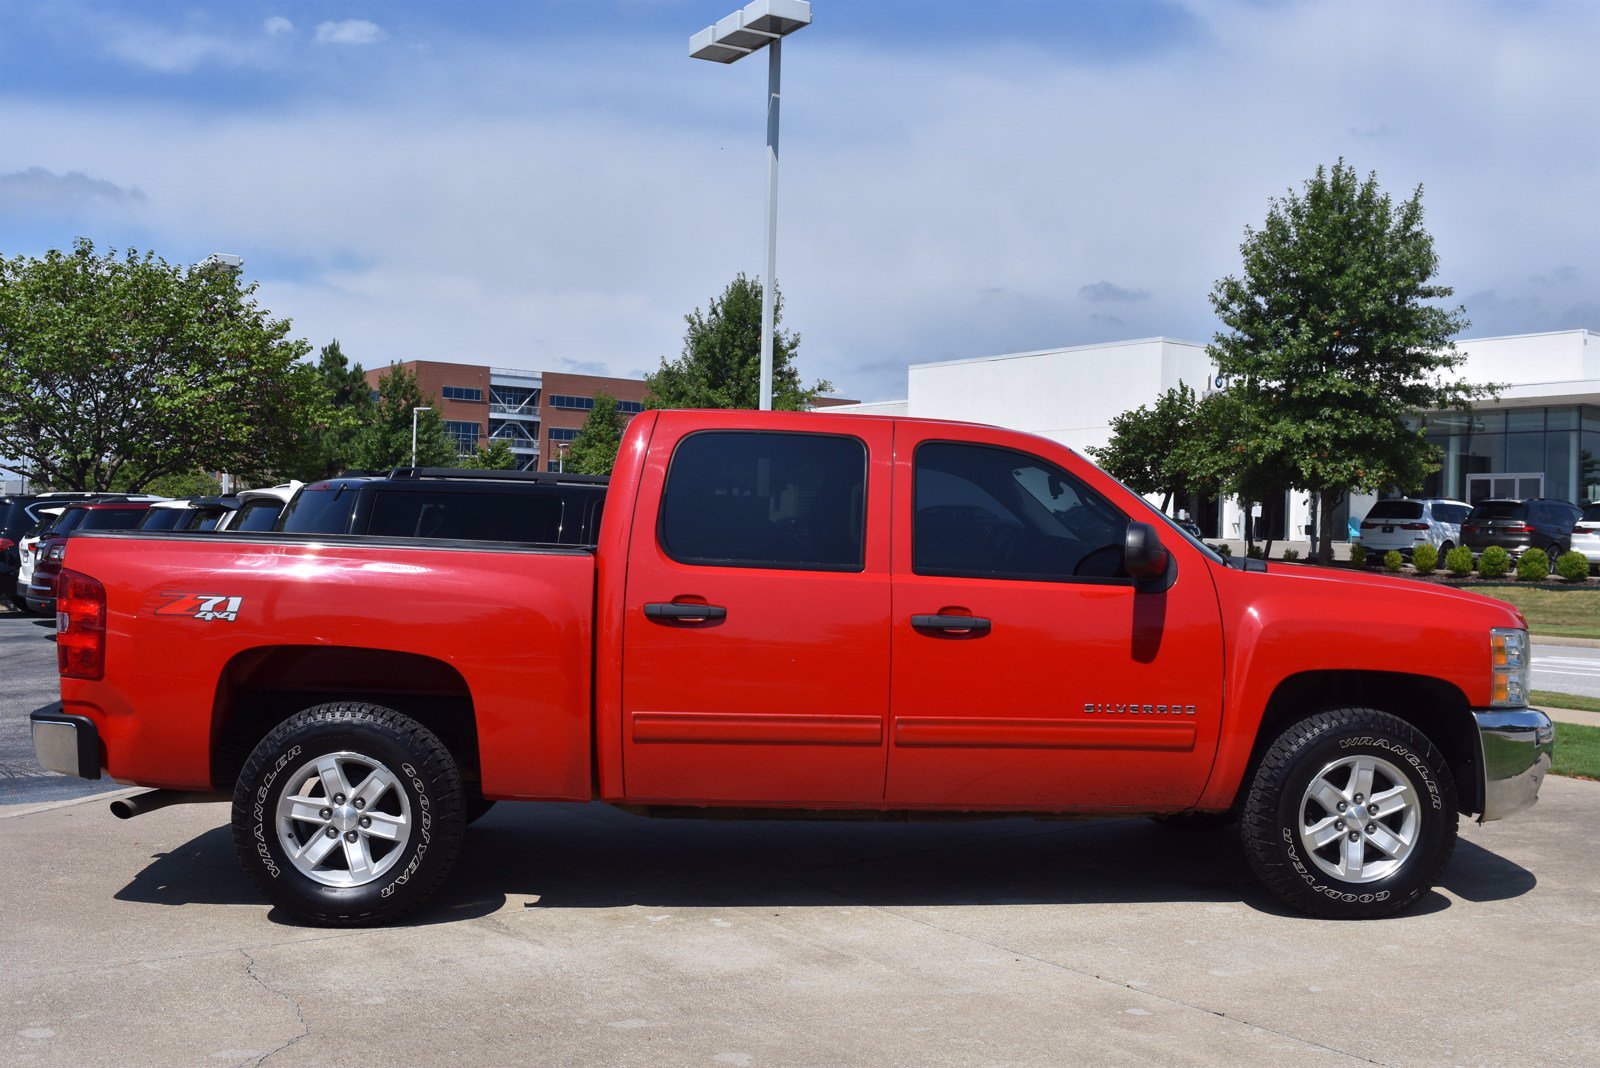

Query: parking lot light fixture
[689,0,812,411]
[412,407,432,468]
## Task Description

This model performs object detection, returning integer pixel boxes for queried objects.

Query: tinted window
[1441,504,1470,524]
[1582,503,1600,522]
[191,513,225,531]
[914,442,1128,582]
[365,489,564,542]
[53,509,89,535]
[233,501,283,531]
[280,484,361,534]
[659,431,866,571]
[1366,501,1424,521]
[1468,502,1525,522]
[79,510,146,531]
[139,508,189,531]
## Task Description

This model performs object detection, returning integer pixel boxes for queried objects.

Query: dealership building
[837,329,1599,545]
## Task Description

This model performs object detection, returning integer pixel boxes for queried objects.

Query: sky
[1,0,1597,404]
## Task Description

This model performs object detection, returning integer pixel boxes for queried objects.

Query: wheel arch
[211,645,480,793]
[1232,670,1482,817]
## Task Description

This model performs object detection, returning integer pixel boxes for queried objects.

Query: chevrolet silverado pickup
[32,410,1554,925]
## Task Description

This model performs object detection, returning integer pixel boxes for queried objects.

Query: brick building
[365,361,649,471]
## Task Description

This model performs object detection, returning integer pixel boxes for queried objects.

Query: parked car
[1357,498,1470,561]
[219,481,303,532]
[1461,498,1583,569]
[3,492,134,607]
[1570,502,1600,570]
[137,495,242,532]
[34,410,1552,926]
[276,468,608,545]
[25,501,158,614]
[13,506,67,611]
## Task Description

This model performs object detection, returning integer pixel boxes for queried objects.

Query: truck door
[621,418,893,804]
[886,427,1225,810]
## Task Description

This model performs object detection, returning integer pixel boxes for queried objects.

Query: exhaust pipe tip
[109,797,138,820]
[109,789,227,819]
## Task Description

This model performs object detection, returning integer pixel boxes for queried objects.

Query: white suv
[1571,502,1600,569]
[1358,498,1470,561]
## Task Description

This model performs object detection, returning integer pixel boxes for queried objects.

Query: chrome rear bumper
[1474,708,1554,822]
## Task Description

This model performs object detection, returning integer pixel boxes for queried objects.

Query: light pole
[199,253,244,493]
[411,406,432,468]
[690,0,812,411]
[556,441,569,474]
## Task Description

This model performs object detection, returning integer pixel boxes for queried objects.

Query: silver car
[1571,502,1600,568]
[1358,497,1470,560]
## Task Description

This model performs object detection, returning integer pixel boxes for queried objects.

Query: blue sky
[2,0,1597,402]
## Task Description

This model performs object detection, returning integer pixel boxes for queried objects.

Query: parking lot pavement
[3,780,1597,1067]
[0,614,122,806]
[1532,642,1600,701]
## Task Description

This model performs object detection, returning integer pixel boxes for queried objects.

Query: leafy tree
[1088,383,1202,514]
[111,468,223,499]
[1178,386,1300,558]
[646,274,832,410]
[0,239,315,491]
[295,339,373,479]
[565,392,625,475]
[351,364,456,470]
[472,438,519,470]
[1208,160,1489,563]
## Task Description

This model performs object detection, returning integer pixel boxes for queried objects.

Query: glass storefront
[1419,405,1600,504]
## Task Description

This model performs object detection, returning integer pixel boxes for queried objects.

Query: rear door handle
[911,613,991,635]
[644,602,727,623]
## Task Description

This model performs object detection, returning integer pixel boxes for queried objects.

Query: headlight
[1490,627,1529,708]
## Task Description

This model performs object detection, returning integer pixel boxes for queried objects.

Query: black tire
[1547,545,1561,574]
[231,701,465,926]
[1150,809,1237,831]
[1438,541,1453,559]
[1241,708,1457,919]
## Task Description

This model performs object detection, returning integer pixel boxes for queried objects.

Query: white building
[836,329,1600,546]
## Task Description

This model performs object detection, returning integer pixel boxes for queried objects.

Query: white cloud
[314,20,387,46]
[0,167,144,210]
[263,16,294,39]
[102,26,263,73]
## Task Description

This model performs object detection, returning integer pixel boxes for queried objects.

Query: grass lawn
[1467,585,1600,640]
[1532,690,1600,714]
[1553,722,1600,781]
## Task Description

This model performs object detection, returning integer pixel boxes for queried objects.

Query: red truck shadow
[114,802,1534,926]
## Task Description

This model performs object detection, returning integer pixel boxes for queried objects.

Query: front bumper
[1474,708,1553,821]
[30,706,102,780]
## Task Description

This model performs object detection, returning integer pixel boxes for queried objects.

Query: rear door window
[658,431,867,571]
[233,501,284,531]
[364,489,564,543]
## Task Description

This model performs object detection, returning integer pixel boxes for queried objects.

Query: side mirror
[1124,522,1170,583]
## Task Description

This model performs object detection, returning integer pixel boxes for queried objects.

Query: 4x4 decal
[155,593,243,622]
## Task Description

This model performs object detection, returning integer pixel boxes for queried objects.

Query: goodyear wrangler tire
[231,702,465,926]
[1241,708,1457,919]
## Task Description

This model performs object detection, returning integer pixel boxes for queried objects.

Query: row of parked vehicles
[1,467,609,616]
[1358,495,1600,570]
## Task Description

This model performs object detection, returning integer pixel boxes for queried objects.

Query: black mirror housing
[1124,522,1170,584]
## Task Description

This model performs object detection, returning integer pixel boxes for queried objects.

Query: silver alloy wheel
[276,751,412,888]
[1298,753,1420,884]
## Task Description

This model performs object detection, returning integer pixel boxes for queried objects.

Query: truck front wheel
[231,702,466,926]
[1241,708,1458,919]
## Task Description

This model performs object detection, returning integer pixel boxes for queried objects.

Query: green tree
[1208,160,1489,563]
[352,364,456,470]
[0,239,315,491]
[116,469,223,499]
[646,274,832,410]
[1178,386,1300,558]
[1088,383,1202,514]
[472,438,519,470]
[564,392,625,475]
[295,339,373,479]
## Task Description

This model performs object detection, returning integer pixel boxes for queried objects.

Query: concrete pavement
[3,778,1597,1067]
[1532,643,1600,701]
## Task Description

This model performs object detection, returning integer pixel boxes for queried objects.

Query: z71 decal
[155,593,243,622]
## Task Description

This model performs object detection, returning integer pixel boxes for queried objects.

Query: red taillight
[1463,524,1480,533]
[1501,523,1534,533]
[1360,522,1377,530]
[1400,522,1430,530]
[56,569,106,681]
[0,537,14,552]
[1577,524,1599,534]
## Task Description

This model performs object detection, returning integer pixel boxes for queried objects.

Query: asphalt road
[0,610,120,806]
[1532,641,1600,701]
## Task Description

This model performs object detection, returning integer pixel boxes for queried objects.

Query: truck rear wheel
[231,702,466,926]
[1240,708,1457,919]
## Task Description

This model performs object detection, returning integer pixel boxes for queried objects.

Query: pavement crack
[237,948,311,1068]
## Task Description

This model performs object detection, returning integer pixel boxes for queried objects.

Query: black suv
[274,468,608,546]
[1462,497,1583,566]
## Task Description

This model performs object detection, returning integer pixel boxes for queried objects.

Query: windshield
[280,483,360,534]
[1365,501,1424,521]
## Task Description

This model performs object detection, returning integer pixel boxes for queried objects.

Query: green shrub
[1383,550,1404,572]
[1478,545,1511,578]
[1516,548,1549,581]
[1207,542,1232,558]
[1246,543,1265,560]
[1411,544,1438,574]
[1555,551,1591,583]
[1280,548,1301,562]
[1349,544,1368,568]
[1445,545,1474,576]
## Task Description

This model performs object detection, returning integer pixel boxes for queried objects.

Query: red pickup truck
[32,410,1553,925]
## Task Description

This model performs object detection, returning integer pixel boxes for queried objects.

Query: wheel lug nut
[345,831,358,842]
[325,827,338,838]
[1367,804,1378,815]
[1354,793,1364,803]
[1337,801,1347,812]
[354,798,365,809]
[1335,820,1345,830]
[1348,831,1360,842]
[334,793,345,804]
[319,808,332,820]
[1366,823,1375,833]
[359,816,371,828]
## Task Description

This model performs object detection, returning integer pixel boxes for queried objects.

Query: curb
[0,787,141,821]
[1543,706,1600,729]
